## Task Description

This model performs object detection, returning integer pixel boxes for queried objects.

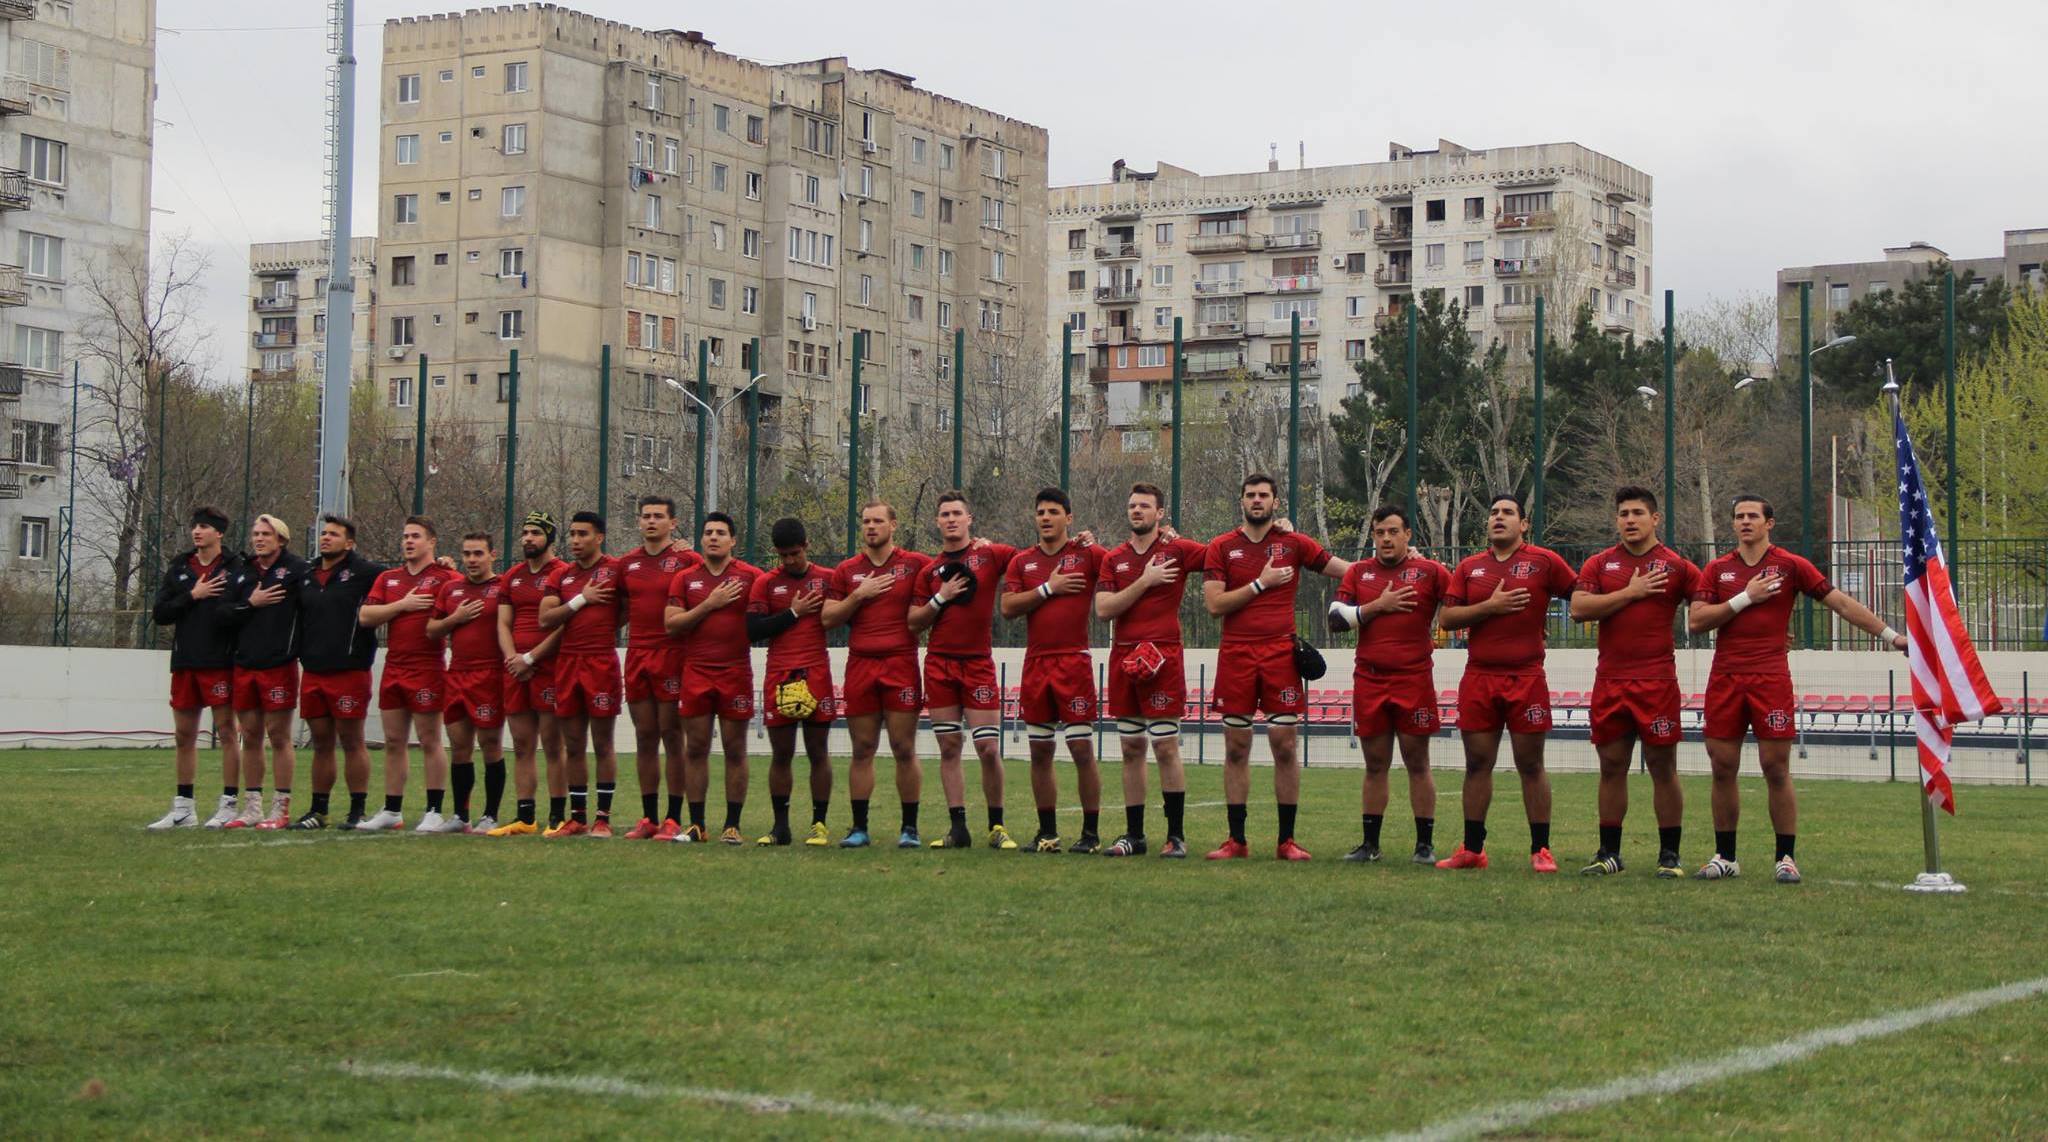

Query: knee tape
[1063,723,1093,742]
[1221,714,1253,729]
[1115,717,1146,738]
[931,720,963,736]
[1269,713,1300,726]
[1147,720,1179,739]
[1025,722,1056,742]
[971,725,1001,743]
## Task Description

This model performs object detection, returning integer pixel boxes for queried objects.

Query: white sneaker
[202,794,239,829]
[1695,854,1741,880]
[254,794,291,830]
[415,810,466,834]
[226,790,266,829]
[146,796,198,830]
[468,815,497,835]
[355,808,405,831]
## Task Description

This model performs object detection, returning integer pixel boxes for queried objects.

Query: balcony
[1493,302,1536,323]
[1093,242,1140,261]
[1606,219,1637,246]
[0,168,27,211]
[0,76,28,116]
[1192,278,1245,297]
[1493,256,1547,278]
[0,459,18,498]
[0,362,23,398]
[1193,321,1246,340]
[1093,283,1140,304]
[1373,309,1408,331]
[0,0,31,21]
[1602,311,1633,334]
[1269,274,1320,293]
[253,294,298,312]
[1261,359,1324,379]
[1186,232,1250,254]
[1247,317,1319,336]
[1495,209,1556,231]
[1262,230,1321,251]
[1606,265,1638,288]
[1090,326,1141,346]
[0,263,22,307]
[1372,223,1412,245]
[1372,265,1411,287]
[253,330,298,349]
[249,368,297,384]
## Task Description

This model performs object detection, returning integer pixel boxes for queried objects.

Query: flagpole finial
[1882,357,1900,394]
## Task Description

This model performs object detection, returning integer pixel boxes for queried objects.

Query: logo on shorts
[662,677,681,696]
[1650,716,1675,737]
[972,684,996,705]
[1522,705,1546,725]
[1765,709,1792,732]
[476,704,496,720]
[1067,695,1090,714]
[267,686,287,703]
[1147,691,1172,711]
[209,680,230,699]
[336,695,360,714]
[1411,708,1433,728]
[416,687,439,704]
[1279,687,1300,705]
[592,692,615,713]
[730,694,749,711]
[898,687,917,704]
[540,686,557,704]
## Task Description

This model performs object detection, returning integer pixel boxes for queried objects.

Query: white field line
[1380,974,2048,1142]
[340,1060,1247,1140]
[393,969,479,979]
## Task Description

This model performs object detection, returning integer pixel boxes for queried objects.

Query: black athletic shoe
[287,811,327,831]
[337,813,365,831]
[1103,833,1147,857]
[1343,843,1383,863]
[1655,849,1683,879]
[929,823,972,850]
[1068,832,1101,855]
[1027,832,1062,853]
[1158,836,1188,859]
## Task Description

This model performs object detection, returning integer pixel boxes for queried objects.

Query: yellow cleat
[719,825,744,846]
[485,819,536,837]
[988,824,1020,851]
[803,821,832,847]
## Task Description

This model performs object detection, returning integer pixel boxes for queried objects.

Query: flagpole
[1889,359,1964,895]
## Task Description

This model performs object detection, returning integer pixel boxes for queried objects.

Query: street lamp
[666,373,766,515]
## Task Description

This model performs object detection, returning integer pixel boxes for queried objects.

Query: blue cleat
[896,828,921,849]
[839,828,871,849]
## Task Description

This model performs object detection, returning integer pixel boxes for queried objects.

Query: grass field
[4,747,2046,1138]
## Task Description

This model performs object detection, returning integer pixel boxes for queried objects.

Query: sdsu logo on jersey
[1764,708,1792,732]
[1266,542,1289,563]
[968,554,987,572]
[1059,553,1082,572]
[1398,566,1427,584]
[972,684,997,706]
[1510,560,1537,578]
[661,555,684,574]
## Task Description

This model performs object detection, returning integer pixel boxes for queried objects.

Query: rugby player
[822,501,932,848]
[618,495,702,839]
[357,516,459,832]
[664,512,762,844]
[487,512,569,836]
[745,517,837,845]
[537,511,627,837]
[427,533,508,831]
[225,514,308,829]
[287,515,381,830]
[145,506,245,830]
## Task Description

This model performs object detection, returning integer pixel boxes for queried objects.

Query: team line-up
[142,475,1906,882]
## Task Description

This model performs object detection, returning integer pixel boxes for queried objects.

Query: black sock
[483,761,506,817]
[1658,825,1682,855]
[689,800,706,828]
[1599,821,1622,854]
[1776,833,1796,861]
[642,793,659,822]
[851,798,870,832]
[1277,802,1298,842]
[1163,790,1185,838]
[517,798,537,825]
[225,785,239,799]
[595,783,614,819]
[1125,804,1145,837]
[723,800,743,830]
[1530,820,1550,854]
[451,763,475,817]
[1415,816,1434,849]
[949,804,967,828]
[569,786,587,823]
[773,795,792,830]
[1363,813,1384,848]
[1464,819,1486,853]
[901,801,919,832]
[309,792,329,815]
[384,794,402,814]
[1715,829,1737,860]
[813,798,830,826]
[349,792,367,818]
[986,804,1004,829]
[426,788,445,814]
[276,786,289,796]
[1227,802,1247,844]
[1037,807,1057,837]
[548,795,567,826]
[177,782,194,799]
[667,794,684,823]
[1081,809,1099,837]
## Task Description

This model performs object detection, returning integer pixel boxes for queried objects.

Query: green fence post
[1532,296,1546,542]
[1663,288,1676,557]
[1404,305,1418,521]
[695,339,710,535]
[1170,317,1184,525]
[242,374,256,530]
[1287,311,1301,515]
[1799,282,1814,648]
[1059,323,1072,490]
[1944,270,1958,558]
[951,327,965,489]
[745,336,760,565]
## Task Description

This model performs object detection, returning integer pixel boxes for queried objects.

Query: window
[1425,199,1445,222]
[713,104,730,133]
[912,244,927,271]
[502,123,526,155]
[859,274,873,306]
[980,196,1005,231]
[909,188,926,218]
[1463,240,1485,264]
[660,257,676,292]
[801,292,818,320]
[17,517,48,560]
[19,232,62,280]
[1154,306,1172,328]
[1068,229,1086,251]
[625,251,641,286]
[1868,279,1889,295]
[911,137,926,164]
[642,193,661,228]
[1156,222,1174,245]
[644,74,662,111]
[1139,345,1168,368]
[709,221,726,251]
[439,69,453,83]
[1464,285,1484,310]
[744,170,761,200]
[939,142,955,170]
[742,228,760,258]
[858,218,873,252]
[19,134,64,185]
[1152,264,1173,287]
[662,137,679,174]
[397,74,421,103]
[1067,270,1086,291]
[20,327,62,373]
[937,301,952,328]
[1345,338,1368,361]
[1502,283,1538,305]
[1425,243,1445,269]
[432,373,447,388]
[746,115,764,144]
[497,372,514,402]
[504,61,528,93]
[499,248,524,277]
[11,419,56,466]
[989,250,1007,282]
[1464,196,1485,221]
[938,249,953,277]
[741,285,759,315]
[390,316,415,346]
[1828,282,1850,309]
[1345,295,1368,318]
[708,278,726,309]
[711,162,727,192]
[390,255,415,285]
[433,252,448,265]
[978,300,1003,331]
[501,185,525,217]
[438,131,452,143]
[472,66,485,79]
[388,375,413,408]
[395,134,419,164]
[908,294,923,320]
[1501,191,1552,215]
[938,197,954,224]
[859,165,873,197]
[1590,243,1603,266]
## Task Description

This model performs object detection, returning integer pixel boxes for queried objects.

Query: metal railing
[1495,209,1555,231]
[1092,242,1140,260]
[1186,232,1250,254]
[0,167,28,209]
[0,75,29,114]
[1372,265,1410,286]
[1606,219,1638,246]
[0,362,23,398]
[1092,283,1140,303]
[252,330,298,348]
[1192,278,1245,296]
[1270,274,1320,293]
[1372,222,1411,244]
[1493,256,1547,277]
[0,262,22,306]
[1606,266,1638,288]
[253,295,298,312]
[1263,230,1321,250]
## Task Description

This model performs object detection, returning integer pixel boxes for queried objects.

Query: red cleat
[1435,846,1489,870]
[622,817,659,840]
[1530,847,1559,874]
[543,819,587,838]
[1276,838,1313,862]
[652,818,682,842]
[588,818,614,839]
[1205,838,1250,860]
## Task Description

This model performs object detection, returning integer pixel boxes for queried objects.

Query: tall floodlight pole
[1532,297,1546,541]
[315,0,356,523]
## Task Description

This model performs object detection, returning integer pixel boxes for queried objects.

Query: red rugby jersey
[1004,540,1102,658]
[1445,544,1578,673]
[1337,552,1450,672]
[1575,543,1702,681]
[829,547,931,657]
[747,563,833,672]
[666,559,762,667]
[620,545,702,650]
[1202,528,1332,645]
[500,556,566,655]
[365,561,457,670]
[913,542,1016,657]
[434,574,505,670]
[1094,535,1207,646]
[1693,546,1832,675]
[543,555,625,656]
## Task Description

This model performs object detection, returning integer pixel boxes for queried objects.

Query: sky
[154,0,2048,376]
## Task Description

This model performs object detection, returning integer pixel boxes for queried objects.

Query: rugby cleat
[1774,856,1802,884]
[803,821,832,847]
[1411,842,1437,866]
[1695,855,1741,880]
[1655,849,1683,879]
[720,825,745,846]
[654,818,684,842]
[253,795,291,830]
[839,828,872,848]
[484,818,535,837]
[622,817,660,840]
[1276,838,1313,862]
[1103,834,1147,857]
[927,824,972,849]
[895,828,921,849]
[542,818,587,838]
[1205,838,1249,861]
[1580,850,1624,876]
[337,812,366,831]
[1028,832,1063,854]
[986,824,1019,851]
[414,810,467,834]
[146,797,199,831]
[757,825,793,846]
[1158,836,1188,859]
[1435,846,1488,870]
[224,792,265,829]
[202,794,239,830]
[1342,843,1383,863]
[680,823,709,844]
[467,815,498,835]
[1068,832,1101,855]
[1530,847,1559,874]
[355,809,405,832]
[287,810,328,831]
[588,818,614,839]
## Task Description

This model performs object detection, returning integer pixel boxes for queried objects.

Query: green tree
[1814,261,2011,402]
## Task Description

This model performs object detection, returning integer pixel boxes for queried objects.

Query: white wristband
[1727,591,1754,614]
[1329,601,1361,630]
[520,652,534,667]
[1250,579,1267,596]
[567,593,588,613]
[1036,582,1053,600]
[1881,626,1903,646]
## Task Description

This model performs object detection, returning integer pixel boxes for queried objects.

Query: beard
[1130,520,1156,536]
[1242,505,1270,524]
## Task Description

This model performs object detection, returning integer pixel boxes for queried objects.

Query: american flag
[1893,401,2003,813]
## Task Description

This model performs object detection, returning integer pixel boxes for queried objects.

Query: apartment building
[378,4,1045,516]
[0,0,153,585]
[1045,139,1654,429]
[1775,229,2048,361]
[246,237,377,384]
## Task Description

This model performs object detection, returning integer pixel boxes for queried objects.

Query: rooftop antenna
[1267,143,1278,173]
[1298,140,1305,170]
